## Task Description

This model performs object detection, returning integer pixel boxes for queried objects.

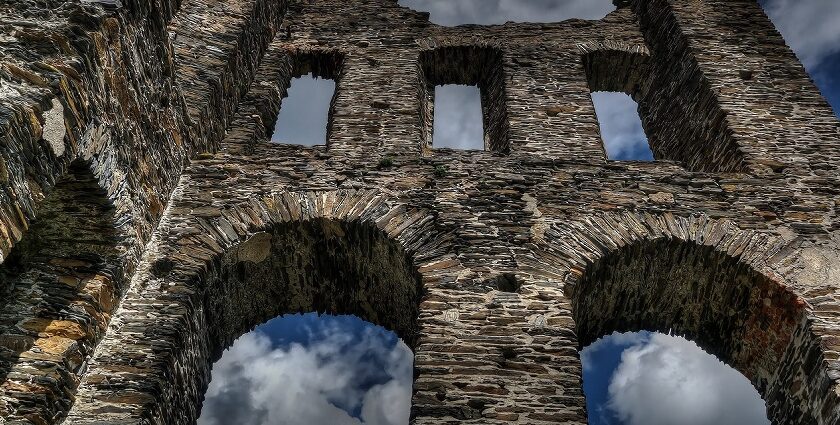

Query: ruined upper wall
[0,0,284,263]
[1,0,838,264]
[193,0,839,177]
[0,0,284,421]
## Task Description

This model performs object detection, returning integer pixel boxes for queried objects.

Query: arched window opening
[0,160,123,424]
[266,51,344,147]
[591,92,653,161]
[581,331,769,425]
[398,0,615,26]
[570,239,809,424]
[198,313,412,425]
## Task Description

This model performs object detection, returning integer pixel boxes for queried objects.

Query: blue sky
[212,1,840,424]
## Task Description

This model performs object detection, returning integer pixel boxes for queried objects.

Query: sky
[217,1,840,424]
[271,76,335,145]
[433,85,485,149]
[198,314,412,425]
[580,332,768,425]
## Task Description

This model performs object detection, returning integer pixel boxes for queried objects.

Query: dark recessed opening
[492,273,521,293]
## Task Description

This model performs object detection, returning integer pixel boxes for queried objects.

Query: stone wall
[0,0,838,424]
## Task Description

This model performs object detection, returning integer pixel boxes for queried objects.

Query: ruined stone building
[0,0,839,423]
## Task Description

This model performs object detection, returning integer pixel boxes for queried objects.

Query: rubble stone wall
[0,0,838,424]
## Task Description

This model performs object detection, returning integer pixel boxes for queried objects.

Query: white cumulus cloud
[607,333,769,425]
[761,0,840,69]
[198,324,412,425]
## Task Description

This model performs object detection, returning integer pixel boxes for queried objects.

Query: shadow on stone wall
[0,160,123,423]
[570,238,809,424]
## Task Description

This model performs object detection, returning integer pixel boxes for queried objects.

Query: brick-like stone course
[0,0,838,424]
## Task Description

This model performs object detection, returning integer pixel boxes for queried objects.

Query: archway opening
[191,218,423,424]
[569,239,807,424]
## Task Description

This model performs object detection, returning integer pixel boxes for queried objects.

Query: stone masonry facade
[0,0,839,423]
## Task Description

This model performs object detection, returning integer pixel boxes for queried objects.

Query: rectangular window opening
[419,46,509,154]
[591,91,654,161]
[271,73,337,147]
[432,84,485,150]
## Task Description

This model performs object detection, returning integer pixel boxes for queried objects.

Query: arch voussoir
[64,189,453,424]
[527,211,839,425]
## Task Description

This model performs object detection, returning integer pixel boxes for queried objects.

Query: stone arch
[0,160,125,423]
[531,212,838,424]
[203,218,424,357]
[66,190,460,424]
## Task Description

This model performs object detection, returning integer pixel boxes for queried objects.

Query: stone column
[413,275,586,424]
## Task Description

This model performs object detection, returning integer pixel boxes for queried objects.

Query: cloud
[272,75,336,146]
[607,333,769,425]
[433,85,484,149]
[400,0,840,72]
[580,331,650,372]
[590,92,652,160]
[198,322,412,425]
[761,0,840,69]
[399,0,615,26]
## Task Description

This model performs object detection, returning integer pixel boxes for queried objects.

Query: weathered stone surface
[0,0,838,424]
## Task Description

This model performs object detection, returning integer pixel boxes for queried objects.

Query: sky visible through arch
[207,1,840,424]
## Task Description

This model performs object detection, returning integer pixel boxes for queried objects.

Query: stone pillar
[634,0,840,175]
[413,275,586,424]
[327,52,426,158]
[504,48,607,161]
